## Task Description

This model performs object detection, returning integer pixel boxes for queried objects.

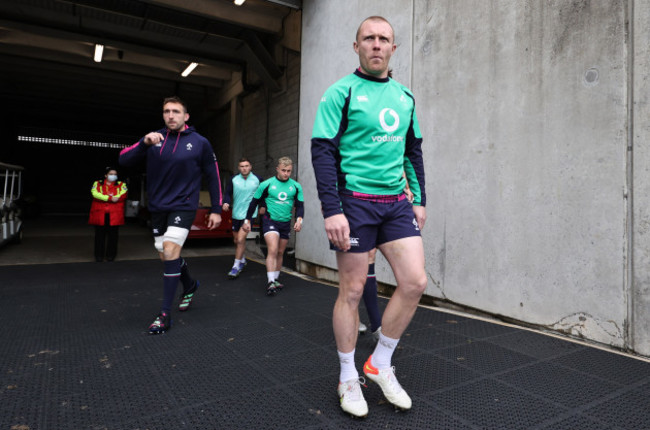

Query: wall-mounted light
[234,0,245,5]
[94,44,104,63]
[181,62,199,77]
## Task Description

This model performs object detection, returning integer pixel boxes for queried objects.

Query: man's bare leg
[377,236,426,340]
[264,233,280,278]
[228,228,249,278]
[333,251,370,416]
[363,235,426,410]
[275,238,288,271]
[234,228,247,261]
[264,233,281,294]
[271,238,289,287]
[333,251,369,352]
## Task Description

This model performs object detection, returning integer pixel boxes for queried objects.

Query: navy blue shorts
[331,195,421,253]
[150,210,195,237]
[232,218,245,232]
[262,214,291,240]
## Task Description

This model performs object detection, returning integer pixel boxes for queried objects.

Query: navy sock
[179,258,195,292]
[362,263,382,332]
[162,258,182,314]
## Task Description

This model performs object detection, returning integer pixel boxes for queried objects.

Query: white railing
[0,162,24,244]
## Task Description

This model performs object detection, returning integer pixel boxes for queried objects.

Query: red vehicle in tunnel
[188,206,233,239]
[187,191,260,240]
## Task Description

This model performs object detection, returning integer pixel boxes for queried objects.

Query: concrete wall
[632,0,650,356]
[297,0,650,355]
[237,50,302,180]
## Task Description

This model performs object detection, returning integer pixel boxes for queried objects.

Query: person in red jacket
[88,167,128,262]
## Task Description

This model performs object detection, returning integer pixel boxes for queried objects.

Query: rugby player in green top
[242,157,304,295]
[311,16,427,418]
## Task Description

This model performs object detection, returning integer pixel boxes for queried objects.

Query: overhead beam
[0,1,283,90]
[0,17,240,73]
[264,0,301,9]
[137,0,288,34]
[0,25,235,83]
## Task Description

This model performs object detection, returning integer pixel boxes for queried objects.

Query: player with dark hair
[222,157,263,279]
[120,96,222,334]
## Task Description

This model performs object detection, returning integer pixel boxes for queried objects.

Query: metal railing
[1,162,24,244]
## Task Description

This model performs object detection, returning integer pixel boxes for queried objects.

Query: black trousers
[94,213,119,261]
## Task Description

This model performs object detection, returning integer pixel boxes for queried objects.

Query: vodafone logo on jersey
[379,108,399,132]
[372,108,404,143]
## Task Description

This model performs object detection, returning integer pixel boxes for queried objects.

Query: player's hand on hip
[413,205,426,230]
[405,188,414,203]
[143,132,165,145]
[324,213,350,251]
[207,213,222,230]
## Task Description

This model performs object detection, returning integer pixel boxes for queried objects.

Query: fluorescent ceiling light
[94,44,104,63]
[234,0,245,5]
[181,62,199,77]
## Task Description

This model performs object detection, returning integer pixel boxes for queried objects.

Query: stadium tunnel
[0,0,302,217]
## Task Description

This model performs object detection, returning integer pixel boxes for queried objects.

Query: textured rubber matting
[2,256,650,429]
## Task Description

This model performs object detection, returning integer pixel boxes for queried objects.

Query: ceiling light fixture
[234,0,245,5]
[94,44,104,63]
[181,62,199,77]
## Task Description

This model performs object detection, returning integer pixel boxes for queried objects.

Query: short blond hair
[356,16,394,43]
[277,156,293,167]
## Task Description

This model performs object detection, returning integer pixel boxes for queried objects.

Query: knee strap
[153,226,189,252]
[164,226,189,247]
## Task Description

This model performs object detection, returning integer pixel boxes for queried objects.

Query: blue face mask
[107,175,118,182]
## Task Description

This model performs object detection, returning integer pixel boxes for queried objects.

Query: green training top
[311,70,425,218]
[249,176,304,222]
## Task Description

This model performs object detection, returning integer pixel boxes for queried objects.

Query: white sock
[371,332,399,369]
[273,270,280,280]
[232,259,238,268]
[240,257,246,265]
[338,349,358,383]
[267,272,274,283]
